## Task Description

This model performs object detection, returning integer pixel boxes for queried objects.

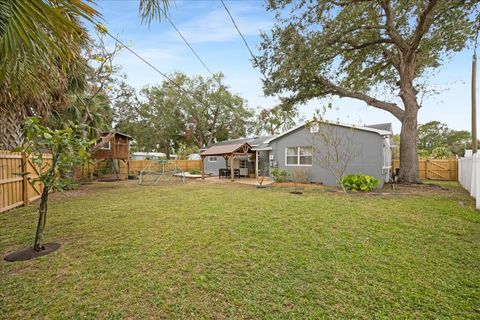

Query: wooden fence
[119,160,201,174]
[1,154,202,213]
[0,150,52,213]
[392,158,458,181]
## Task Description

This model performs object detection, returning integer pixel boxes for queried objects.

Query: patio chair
[219,168,228,178]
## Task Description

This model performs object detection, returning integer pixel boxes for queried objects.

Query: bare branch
[311,122,358,191]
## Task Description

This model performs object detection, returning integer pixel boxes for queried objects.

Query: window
[99,141,111,150]
[209,156,217,162]
[286,147,298,165]
[239,160,248,168]
[310,123,319,133]
[285,147,312,166]
[382,138,391,169]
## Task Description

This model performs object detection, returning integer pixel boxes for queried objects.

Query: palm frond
[0,0,98,105]
[138,0,171,25]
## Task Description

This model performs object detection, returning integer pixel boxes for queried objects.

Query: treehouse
[91,131,132,180]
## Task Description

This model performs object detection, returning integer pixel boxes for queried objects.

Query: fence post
[450,159,457,181]
[21,152,29,206]
[474,154,480,210]
[471,154,477,197]
[425,160,428,180]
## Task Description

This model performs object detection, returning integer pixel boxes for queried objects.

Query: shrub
[291,168,310,184]
[189,169,201,174]
[271,167,288,182]
[340,173,380,192]
[429,147,452,159]
[290,168,310,193]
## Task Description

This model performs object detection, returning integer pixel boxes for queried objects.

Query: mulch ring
[381,183,454,194]
[272,182,458,196]
[4,243,61,262]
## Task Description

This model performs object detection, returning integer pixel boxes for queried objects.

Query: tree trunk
[399,105,420,183]
[0,107,25,150]
[34,186,50,251]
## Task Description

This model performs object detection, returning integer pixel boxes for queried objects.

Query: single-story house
[200,120,392,186]
[131,152,179,160]
[131,152,166,160]
[187,153,202,160]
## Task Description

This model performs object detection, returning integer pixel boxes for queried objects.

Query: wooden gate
[392,159,458,181]
[0,151,52,213]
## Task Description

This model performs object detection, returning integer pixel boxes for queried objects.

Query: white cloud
[167,5,272,44]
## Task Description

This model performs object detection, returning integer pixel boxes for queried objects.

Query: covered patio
[200,142,256,181]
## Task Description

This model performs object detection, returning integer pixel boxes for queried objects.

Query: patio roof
[200,142,252,156]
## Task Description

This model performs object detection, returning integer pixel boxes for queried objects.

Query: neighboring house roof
[201,142,252,156]
[132,152,166,157]
[264,120,392,144]
[188,153,201,160]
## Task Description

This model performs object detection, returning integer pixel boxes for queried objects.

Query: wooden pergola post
[230,154,235,182]
[255,151,258,178]
[200,155,205,180]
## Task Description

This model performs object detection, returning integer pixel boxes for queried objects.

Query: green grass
[1,181,479,319]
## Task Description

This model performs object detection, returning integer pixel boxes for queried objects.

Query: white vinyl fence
[458,155,480,209]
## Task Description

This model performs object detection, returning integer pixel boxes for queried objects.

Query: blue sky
[95,0,473,134]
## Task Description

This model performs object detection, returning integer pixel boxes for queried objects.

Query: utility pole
[473,52,478,154]
[473,20,480,155]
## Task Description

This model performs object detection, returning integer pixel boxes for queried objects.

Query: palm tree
[0,0,170,150]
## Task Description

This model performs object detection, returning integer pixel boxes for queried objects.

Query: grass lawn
[1,181,479,319]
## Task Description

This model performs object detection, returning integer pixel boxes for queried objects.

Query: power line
[102,30,210,108]
[158,7,215,77]
[220,0,284,109]
[219,0,260,67]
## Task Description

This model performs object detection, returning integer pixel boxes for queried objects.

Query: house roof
[206,135,273,148]
[364,123,393,133]
[264,120,392,144]
[201,142,252,156]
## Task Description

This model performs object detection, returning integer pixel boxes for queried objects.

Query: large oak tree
[257,0,479,183]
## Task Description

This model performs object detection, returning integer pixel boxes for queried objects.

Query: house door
[257,151,270,176]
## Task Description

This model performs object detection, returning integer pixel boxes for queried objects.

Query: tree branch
[410,0,438,51]
[339,38,394,50]
[379,0,409,52]
[310,77,404,120]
